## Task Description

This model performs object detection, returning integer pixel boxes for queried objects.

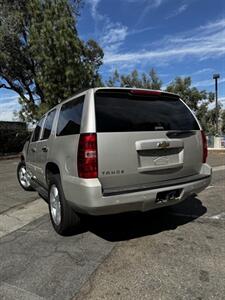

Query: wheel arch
[45,162,61,186]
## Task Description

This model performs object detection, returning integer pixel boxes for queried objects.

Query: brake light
[201,130,208,163]
[130,90,161,95]
[77,133,98,178]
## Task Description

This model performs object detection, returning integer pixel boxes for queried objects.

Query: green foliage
[106,68,162,90]
[220,109,225,134]
[166,77,217,133]
[0,0,103,122]
[0,0,37,120]
[166,77,214,110]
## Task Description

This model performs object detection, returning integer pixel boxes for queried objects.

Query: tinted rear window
[57,96,84,136]
[95,91,199,132]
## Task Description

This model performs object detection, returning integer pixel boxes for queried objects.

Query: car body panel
[96,131,203,193]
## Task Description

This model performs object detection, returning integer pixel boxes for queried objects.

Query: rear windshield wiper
[166,131,196,138]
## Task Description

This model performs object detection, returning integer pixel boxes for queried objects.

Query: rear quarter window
[31,117,45,142]
[95,91,199,132]
[42,109,56,140]
[57,96,84,136]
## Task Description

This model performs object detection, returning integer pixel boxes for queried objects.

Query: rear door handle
[42,146,48,152]
[31,147,36,152]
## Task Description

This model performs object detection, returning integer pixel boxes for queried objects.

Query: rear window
[57,96,84,136]
[95,90,199,132]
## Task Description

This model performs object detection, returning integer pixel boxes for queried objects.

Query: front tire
[48,174,80,235]
[17,161,34,191]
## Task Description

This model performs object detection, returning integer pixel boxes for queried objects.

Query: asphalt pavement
[0,159,38,213]
[0,153,224,300]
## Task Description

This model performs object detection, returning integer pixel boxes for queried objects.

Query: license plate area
[137,148,184,172]
[138,148,182,167]
[155,189,182,204]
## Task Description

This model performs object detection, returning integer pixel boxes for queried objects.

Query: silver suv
[17,88,212,235]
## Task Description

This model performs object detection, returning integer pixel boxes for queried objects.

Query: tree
[221,110,225,134]
[106,68,162,89]
[0,0,103,122]
[166,77,215,133]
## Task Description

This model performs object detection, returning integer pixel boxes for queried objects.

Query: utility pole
[213,73,220,135]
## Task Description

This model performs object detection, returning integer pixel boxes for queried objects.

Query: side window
[57,96,84,136]
[31,117,45,142]
[42,109,56,140]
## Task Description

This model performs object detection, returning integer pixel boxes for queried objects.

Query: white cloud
[86,0,102,20]
[0,96,19,121]
[135,0,167,25]
[104,18,225,65]
[192,68,215,76]
[219,97,225,103]
[193,78,225,88]
[86,0,129,54]
[101,23,155,53]
[178,3,188,12]
[147,0,164,8]
[166,3,188,19]
[104,45,225,64]
[0,95,18,101]
[125,0,164,8]
[129,26,155,35]
[0,111,16,121]
[101,25,128,45]
[86,0,157,56]
[101,23,128,53]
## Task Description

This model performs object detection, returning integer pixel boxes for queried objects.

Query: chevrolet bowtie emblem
[157,141,170,148]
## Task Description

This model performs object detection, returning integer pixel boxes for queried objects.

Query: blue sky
[0,0,225,120]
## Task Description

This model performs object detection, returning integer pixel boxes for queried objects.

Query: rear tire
[17,161,34,191]
[48,174,80,235]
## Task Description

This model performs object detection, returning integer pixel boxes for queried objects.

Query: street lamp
[213,73,220,134]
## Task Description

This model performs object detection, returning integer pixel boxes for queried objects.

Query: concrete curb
[208,148,225,152]
[0,154,20,161]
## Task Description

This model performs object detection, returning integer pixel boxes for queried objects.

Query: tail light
[201,130,208,163]
[77,133,98,178]
[130,90,161,96]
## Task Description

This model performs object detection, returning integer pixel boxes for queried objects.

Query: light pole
[213,73,220,135]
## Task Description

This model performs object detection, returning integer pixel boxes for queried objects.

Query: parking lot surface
[0,159,38,213]
[0,153,224,300]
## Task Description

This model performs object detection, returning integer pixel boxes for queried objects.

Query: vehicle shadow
[83,195,207,242]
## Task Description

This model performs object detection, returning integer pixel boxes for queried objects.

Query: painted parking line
[170,212,225,221]
[212,165,225,172]
[210,212,225,220]
[0,199,47,239]
[206,185,214,190]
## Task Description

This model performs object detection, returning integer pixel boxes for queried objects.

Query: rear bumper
[63,164,212,216]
